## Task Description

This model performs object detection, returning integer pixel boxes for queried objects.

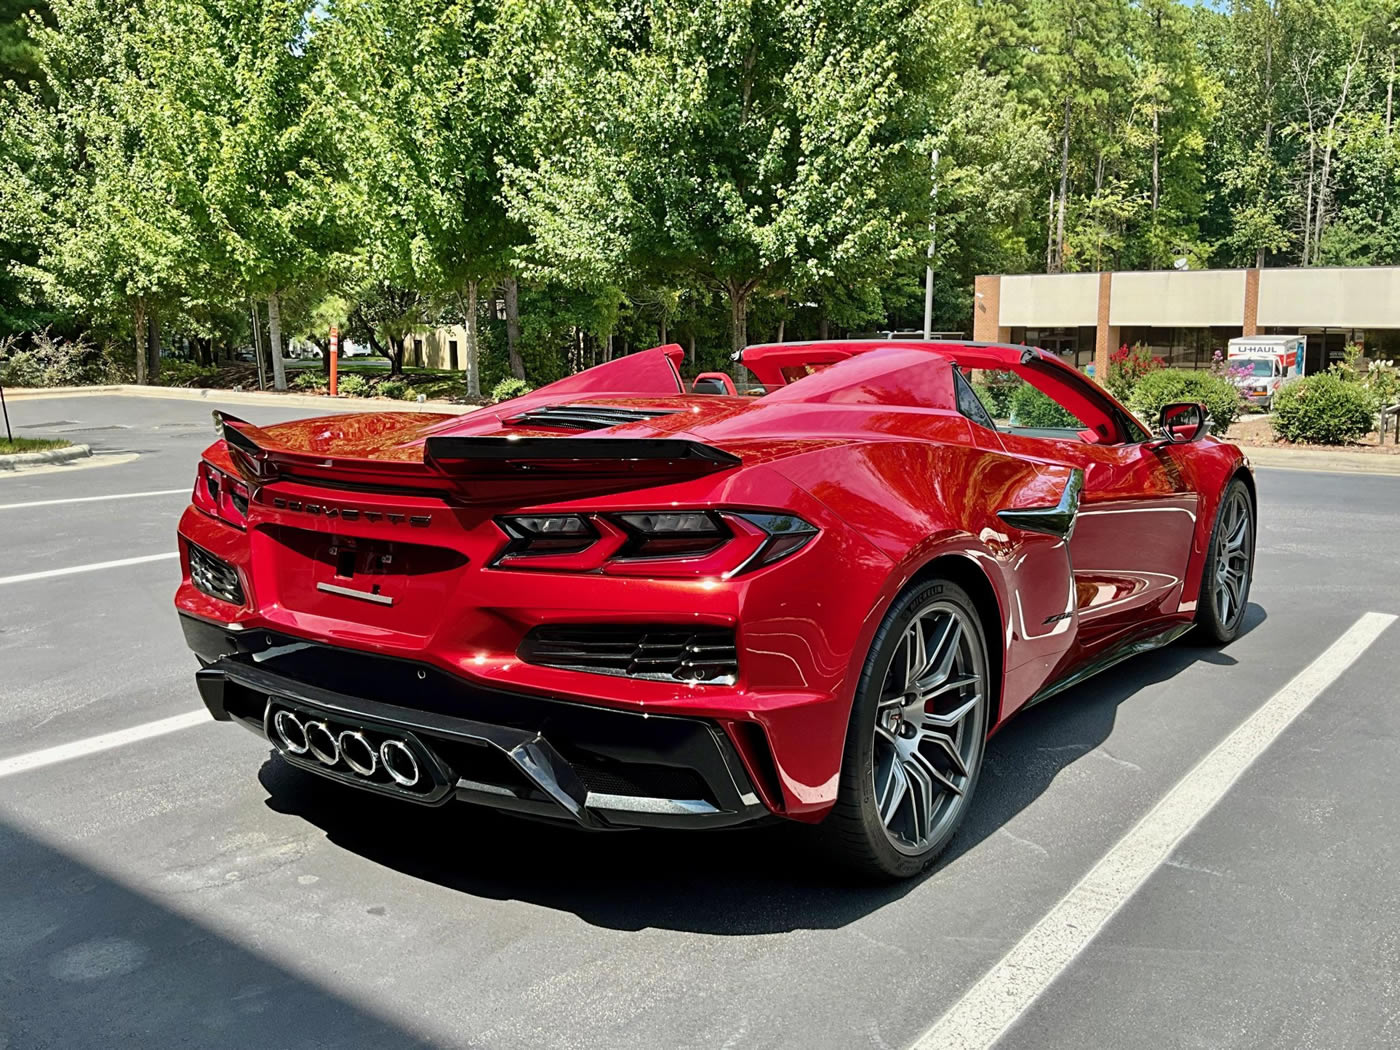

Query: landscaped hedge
[1272,372,1375,445]
[1128,369,1239,436]
[1009,381,1081,429]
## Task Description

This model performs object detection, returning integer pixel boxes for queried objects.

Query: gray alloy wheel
[822,579,990,879]
[1195,478,1255,645]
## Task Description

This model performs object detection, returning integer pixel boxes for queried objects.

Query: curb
[0,443,93,471]
[1243,445,1400,476]
[2,384,482,415]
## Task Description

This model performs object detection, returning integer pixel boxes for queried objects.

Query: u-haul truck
[1226,334,1305,410]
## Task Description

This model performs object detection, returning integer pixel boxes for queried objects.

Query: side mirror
[1156,401,1208,444]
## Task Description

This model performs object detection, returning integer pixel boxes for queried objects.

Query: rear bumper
[183,614,770,830]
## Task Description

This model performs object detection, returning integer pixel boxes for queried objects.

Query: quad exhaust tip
[379,739,420,787]
[338,730,377,777]
[303,721,340,767]
[270,707,421,789]
[272,710,309,755]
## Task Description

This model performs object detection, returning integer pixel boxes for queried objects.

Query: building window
[448,339,459,370]
[413,338,424,367]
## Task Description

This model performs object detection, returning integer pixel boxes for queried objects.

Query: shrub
[376,379,409,400]
[1361,360,1400,412]
[289,371,325,392]
[490,377,533,402]
[337,373,370,397]
[1129,368,1240,437]
[1272,372,1375,445]
[1104,343,1163,401]
[157,361,219,387]
[0,330,128,387]
[972,370,1019,418]
[1009,382,1081,429]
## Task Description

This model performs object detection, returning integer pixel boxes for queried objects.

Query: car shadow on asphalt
[258,602,1266,936]
[0,819,437,1049]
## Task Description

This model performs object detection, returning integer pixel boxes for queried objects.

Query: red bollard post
[329,325,339,397]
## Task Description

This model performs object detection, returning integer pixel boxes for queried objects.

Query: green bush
[156,361,220,387]
[1128,369,1240,437]
[337,373,370,397]
[1009,382,1081,429]
[972,370,1019,418]
[490,377,533,402]
[289,371,324,391]
[0,330,129,387]
[1272,372,1375,445]
[376,379,409,400]
[1362,361,1400,412]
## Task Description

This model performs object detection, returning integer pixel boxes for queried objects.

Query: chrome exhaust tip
[304,721,340,766]
[338,730,377,777]
[272,710,309,755]
[379,739,420,787]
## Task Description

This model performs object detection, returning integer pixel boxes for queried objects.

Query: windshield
[1235,358,1277,377]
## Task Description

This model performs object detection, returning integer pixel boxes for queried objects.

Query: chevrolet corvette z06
[175,340,1254,878]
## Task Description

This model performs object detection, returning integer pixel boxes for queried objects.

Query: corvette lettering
[269,496,431,527]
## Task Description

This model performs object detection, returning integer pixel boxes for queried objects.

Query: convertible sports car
[175,340,1255,878]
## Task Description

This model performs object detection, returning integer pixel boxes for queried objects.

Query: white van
[1226,335,1305,410]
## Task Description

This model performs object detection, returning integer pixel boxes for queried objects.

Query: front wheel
[820,580,990,880]
[1194,478,1255,645]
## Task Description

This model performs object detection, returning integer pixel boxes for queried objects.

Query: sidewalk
[1243,445,1400,476]
[3,384,481,415]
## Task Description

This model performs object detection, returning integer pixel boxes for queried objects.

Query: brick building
[973,265,1400,378]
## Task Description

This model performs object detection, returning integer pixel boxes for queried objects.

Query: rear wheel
[1194,478,1255,645]
[821,580,990,880]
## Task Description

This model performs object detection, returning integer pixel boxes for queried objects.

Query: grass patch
[0,437,72,455]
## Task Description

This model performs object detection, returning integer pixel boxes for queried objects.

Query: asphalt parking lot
[2,393,1398,1050]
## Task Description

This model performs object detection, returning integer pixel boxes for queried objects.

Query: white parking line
[0,488,187,511]
[0,552,179,587]
[914,610,1396,1050]
[0,711,210,779]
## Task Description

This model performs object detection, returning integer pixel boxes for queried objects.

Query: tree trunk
[818,315,829,340]
[688,331,696,365]
[604,334,613,362]
[464,280,481,399]
[147,311,162,382]
[133,300,148,385]
[776,319,785,343]
[266,292,288,390]
[659,317,667,345]
[1302,135,1316,265]
[1053,98,1071,273]
[1046,189,1056,271]
[1151,106,1160,215]
[502,276,524,380]
[727,282,748,354]
[1388,50,1394,137]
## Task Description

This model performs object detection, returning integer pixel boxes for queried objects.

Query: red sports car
[175,340,1255,878]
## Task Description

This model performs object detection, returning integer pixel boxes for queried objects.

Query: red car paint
[176,341,1250,822]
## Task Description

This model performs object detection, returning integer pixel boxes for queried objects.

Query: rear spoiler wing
[213,411,741,495]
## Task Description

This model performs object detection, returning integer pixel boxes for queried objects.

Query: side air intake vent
[188,543,245,605]
[520,625,737,684]
[506,404,681,431]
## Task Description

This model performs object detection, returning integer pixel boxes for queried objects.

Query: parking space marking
[0,488,187,511]
[0,552,178,587]
[0,711,209,779]
[913,610,1396,1050]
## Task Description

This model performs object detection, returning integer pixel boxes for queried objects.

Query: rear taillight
[193,461,249,530]
[492,510,816,577]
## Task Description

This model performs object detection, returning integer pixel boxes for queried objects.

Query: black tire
[1193,477,1255,645]
[820,579,990,880]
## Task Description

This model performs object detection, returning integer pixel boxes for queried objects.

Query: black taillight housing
[192,461,249,530]
[497,514,599,555]
[734,512,819,571]
[613,511,729,558]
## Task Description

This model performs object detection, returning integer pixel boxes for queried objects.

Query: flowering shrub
[1104,343,1163,401]
[971,369,1019,418]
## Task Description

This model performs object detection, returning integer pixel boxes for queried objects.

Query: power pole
[923,148,939,340]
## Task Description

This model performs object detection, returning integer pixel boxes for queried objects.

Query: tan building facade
[974,265,1400,379]
[401,325,471,371]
